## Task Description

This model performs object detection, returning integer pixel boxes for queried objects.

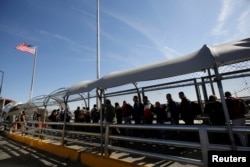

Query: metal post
[96,88,106,156]
[29,47,37,100]
[61,96,69,146]
[194,79,202,103]
[96,0,101,108]
[208,69,215,95]
[132,82,141,102]
[0,70,4,97]
[201,77,208,102]
[213,66,236,150]
[199,127,209,167]
[96,0,100,80]
[104,123,110,157]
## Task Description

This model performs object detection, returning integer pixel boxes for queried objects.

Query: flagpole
[29,46,37,100]
[97,0,100,79]
[96,0,100,107]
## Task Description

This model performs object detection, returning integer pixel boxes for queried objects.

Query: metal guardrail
[2,120,250,167]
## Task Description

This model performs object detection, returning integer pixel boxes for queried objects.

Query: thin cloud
[100,51,131,71]
[102,9,180,60]
[212,0,234,36]
[39,30,73,43]
[0,24,40,42]
[101,30,121,44]
[163,46,182,59]
[211,0,250,38]
[39,30,95,54]
[71,7,96,18]
[136,44,181,60]
[237,8,250,36]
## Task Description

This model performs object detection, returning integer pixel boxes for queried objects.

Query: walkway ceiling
[66,38,250,96]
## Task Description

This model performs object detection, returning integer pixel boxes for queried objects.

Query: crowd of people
[46,91,249,146]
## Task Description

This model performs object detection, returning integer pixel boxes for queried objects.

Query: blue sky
[1,0,250,103]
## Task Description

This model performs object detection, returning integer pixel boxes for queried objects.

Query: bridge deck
[0,132,199,167]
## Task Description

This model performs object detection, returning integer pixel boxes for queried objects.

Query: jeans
[232,118,248,146]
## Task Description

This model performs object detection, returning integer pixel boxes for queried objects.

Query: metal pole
[97,0,100,80]
[133,82,141,103]
[0,70,4,97]
[29,47,37,100]
[96,0,101,108]
[208,69,215,95]
[214,66,236,150]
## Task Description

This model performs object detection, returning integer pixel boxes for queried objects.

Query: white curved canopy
[66,37,250,96]
[66,80,95,96]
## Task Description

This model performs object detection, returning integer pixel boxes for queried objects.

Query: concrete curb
[7,133,143,167]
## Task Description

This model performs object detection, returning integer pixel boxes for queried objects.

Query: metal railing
[2,119,250,167]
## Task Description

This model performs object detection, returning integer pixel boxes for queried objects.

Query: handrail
[4,120,250,167]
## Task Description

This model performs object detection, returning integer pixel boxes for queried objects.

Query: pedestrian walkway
[1,131,200,167]
[0,135,86,167]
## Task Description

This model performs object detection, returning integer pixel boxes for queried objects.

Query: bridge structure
[1,38,250,167]
[1,118,250,167]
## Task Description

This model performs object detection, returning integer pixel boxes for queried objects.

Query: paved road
[0,134,87,167]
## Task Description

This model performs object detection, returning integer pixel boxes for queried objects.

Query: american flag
[15,43,36,54]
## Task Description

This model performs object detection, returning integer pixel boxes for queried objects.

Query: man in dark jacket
[105,99,116,124]
[132,96,143,124]
[179,92,195,125]
[166,93,180,125]
[225,91,247,146]
[204,95,225,125]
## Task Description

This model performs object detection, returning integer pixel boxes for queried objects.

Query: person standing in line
[74,106,81,123]
[115,102,123,124]
[59,107,65,122]
[154,101,165,139]
[132,95,144,137]
[142,96,154,138]
[85,107,91,123]
[104,99,121,155]
[91,104,100,123]
[19,110,27,135]
[74,106,81,131]
[121,100,132,136]
[48,109,59,129]
[115,102,123,135]
[154,101,165,124]
[121,100,132,124]
[179,92,195,125]
[104,99,120,134]
[204,95,225,125]
[142,96,154,125]
[204,95,228,144]
[90,104,99,132]
[166,93,180,125]
[132,95,143,125]
[225,91,248,146]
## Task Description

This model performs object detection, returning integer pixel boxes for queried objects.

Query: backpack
[227,97,246,118]
[236,99,248,115]
[127,104,133,116]
[240,99,249,114]
[78,110,85,119]
[144,104,153,118]
[91,108,99,119]
[190,102,202,116]
[165,101,180,121]
[175,102,180,113]
[66,113,71,122]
